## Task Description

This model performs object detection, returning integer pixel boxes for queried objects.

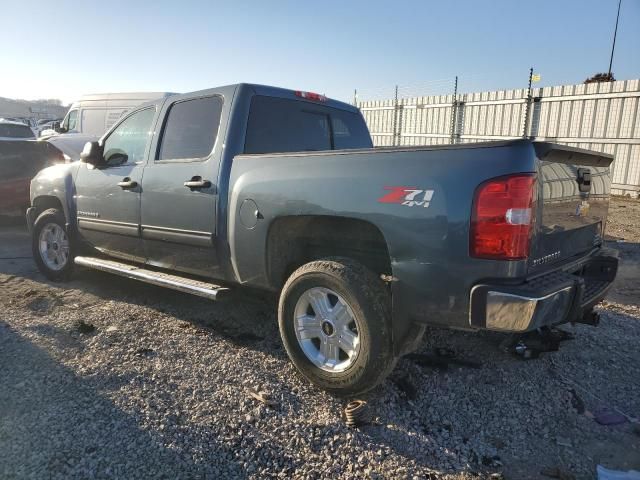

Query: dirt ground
[0,197,638,479]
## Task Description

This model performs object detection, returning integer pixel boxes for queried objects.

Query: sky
[0,0,639,105]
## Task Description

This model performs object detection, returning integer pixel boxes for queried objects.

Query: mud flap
[391,280,427,356]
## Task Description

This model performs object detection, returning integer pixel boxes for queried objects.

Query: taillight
[294,90,327,102]
[470,174,536,260]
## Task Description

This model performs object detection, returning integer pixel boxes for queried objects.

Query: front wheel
[278,258,396,396]
[32,208,75,282]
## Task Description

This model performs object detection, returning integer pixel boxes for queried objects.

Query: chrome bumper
[469,249,618,332]
[474,286,574,332]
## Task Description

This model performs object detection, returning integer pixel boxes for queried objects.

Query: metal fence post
[522,67,534,137]
[392,85,399,146]
[450,76,458,144]
[398,94,406,147]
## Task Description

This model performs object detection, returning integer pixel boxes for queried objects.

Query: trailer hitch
[573,310,600,326]
[503,327,574,360]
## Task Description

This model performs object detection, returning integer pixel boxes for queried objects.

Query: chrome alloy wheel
[293,287,361,372]
[38,223,69,271]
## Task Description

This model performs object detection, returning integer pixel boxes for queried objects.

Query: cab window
[157,96,223,161]
[102,108,155,167]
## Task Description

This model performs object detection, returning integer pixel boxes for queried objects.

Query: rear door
[530,143,613,271]
[140,93,226,278]
[74,106,157,262]
[79,109,107,137]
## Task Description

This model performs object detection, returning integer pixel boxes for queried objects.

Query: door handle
[577,168,591,193]
[184,176,211,189]
[117,178,138,189]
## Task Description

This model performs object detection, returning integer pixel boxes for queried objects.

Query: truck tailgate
[530,143,613,271]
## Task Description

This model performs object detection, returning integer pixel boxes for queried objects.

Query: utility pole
[608,0,622,78]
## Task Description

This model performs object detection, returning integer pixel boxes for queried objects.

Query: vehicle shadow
[605,239,640,306]
[0,222,283,354]
[0,224,491,475]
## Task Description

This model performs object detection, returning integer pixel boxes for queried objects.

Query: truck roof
[162,83,360,114]
[0,118,30,126]
[76,92,177,102]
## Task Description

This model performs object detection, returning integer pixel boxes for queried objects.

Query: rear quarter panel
[228,140,537,329]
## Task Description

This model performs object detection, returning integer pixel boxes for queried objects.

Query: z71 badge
[378,186,434,208]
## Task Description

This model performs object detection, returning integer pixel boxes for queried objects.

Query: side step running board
[74,256,230,300]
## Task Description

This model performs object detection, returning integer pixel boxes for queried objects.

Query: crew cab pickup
[27,84,618,394]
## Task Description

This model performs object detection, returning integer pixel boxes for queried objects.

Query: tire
[278,258,396,396]
[32,208,75,282]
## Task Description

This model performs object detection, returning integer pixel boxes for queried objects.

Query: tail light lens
[470,174,536,260]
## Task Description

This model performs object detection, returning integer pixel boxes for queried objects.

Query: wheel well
[33,196,64,218]
[266,216,392,289]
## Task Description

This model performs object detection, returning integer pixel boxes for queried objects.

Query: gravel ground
[1,197,639,480]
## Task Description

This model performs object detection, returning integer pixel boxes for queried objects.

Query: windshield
[63,110,78,131]
[0,124,35,138]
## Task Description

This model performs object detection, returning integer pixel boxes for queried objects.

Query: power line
[608,0,622,77]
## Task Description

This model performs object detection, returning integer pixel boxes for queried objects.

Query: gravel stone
[0,198,639,479]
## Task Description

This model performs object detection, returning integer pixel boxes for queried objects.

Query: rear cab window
[244,96,372,154]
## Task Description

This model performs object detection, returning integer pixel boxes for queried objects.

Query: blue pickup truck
[27,84,618,394]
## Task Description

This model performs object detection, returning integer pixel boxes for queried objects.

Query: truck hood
[33,161,82,183]
[43,134,98,161]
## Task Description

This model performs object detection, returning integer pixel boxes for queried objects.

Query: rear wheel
[32,208,74,281]
[278,258,395,395]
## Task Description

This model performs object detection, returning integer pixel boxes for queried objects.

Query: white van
[55,92,174,137]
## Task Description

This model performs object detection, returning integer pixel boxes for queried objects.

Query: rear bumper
[469,248,618,332]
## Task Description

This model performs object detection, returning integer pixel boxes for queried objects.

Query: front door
[75,107,156,262]
[141,94,224,278]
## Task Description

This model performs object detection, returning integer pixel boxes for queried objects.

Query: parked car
[26,83,618,394]
[0,120,63,215]
[0,120,36,140]
[36,119,63,137]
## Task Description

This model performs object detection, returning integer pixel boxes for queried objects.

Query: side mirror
[80,141,104,166]
[54,123,67,133]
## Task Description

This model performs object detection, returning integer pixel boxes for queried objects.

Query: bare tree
[584,73,615,84]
